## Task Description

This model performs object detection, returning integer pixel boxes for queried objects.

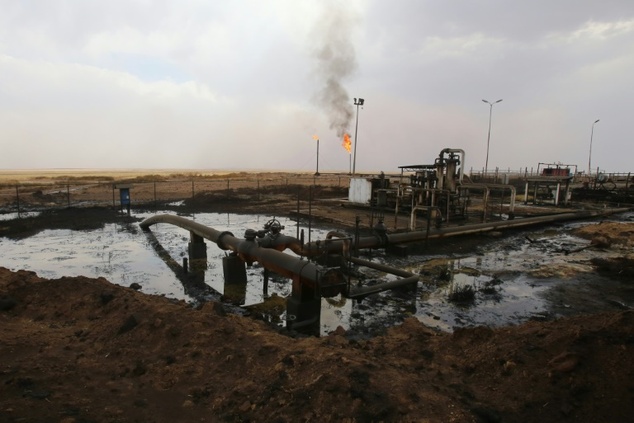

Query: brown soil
[2,268,634,423]
[1,172,634,422]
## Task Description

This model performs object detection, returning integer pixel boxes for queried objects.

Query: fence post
[16,185,21,218]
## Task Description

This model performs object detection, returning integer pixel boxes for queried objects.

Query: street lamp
[588,119,600,176]
[482,98,503,178]
[352,97,364,175]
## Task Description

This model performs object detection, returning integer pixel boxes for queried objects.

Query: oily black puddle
[0,209,632,336]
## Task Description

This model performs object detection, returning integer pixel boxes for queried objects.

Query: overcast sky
[1,0,633,174]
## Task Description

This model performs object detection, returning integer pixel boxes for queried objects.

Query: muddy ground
[1,176,634,422]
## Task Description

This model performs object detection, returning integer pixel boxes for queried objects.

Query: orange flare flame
[312,134,319,141]
[342,133,352,153]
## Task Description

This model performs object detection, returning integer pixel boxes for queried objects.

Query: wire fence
[0,173,353,215]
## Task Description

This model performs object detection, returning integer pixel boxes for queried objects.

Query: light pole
[588,119,600,176]
[352,97,364,175]
[314,136,320,176]
[482,98,502,178]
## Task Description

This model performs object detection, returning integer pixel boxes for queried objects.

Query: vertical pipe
[409,193,415,231]
[263,268,269,298]
[500,188,504,216]
[296,187,301,240]
[426,207,431,246]
[354,216,360,257]
[482,188,489,222]
[445,191,450,224]
[394,185,399,230]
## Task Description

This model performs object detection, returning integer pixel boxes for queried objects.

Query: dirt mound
[572,221,634,248]
[2,267,633,422]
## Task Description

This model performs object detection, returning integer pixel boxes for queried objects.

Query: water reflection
[0,211,41,221]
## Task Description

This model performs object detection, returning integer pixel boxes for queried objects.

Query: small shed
[113,184,132,214]
[348,178,373,205]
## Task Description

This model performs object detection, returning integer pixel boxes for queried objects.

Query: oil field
[1,150,634,422]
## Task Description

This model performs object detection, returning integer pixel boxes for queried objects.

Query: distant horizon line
[0,165,630,175]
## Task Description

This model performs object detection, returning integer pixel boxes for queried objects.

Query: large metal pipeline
[301,207,631,255]
[140,214,326,287]
[139,208,628,300]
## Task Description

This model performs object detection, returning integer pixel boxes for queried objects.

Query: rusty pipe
[348,256,415,278]
[140,214,325,286]
[326,231,352,258]
[346,256,419,298]
[258,234,304,255]
[347,275,419,298]
[301,207,630,255]
[141,214,231,246]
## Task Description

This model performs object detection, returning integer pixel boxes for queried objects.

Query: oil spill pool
[0,210,631,336]
[0,218,192,301]
[0,211,335,309]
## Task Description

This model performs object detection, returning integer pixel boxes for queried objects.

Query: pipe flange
[216,231,235,250]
